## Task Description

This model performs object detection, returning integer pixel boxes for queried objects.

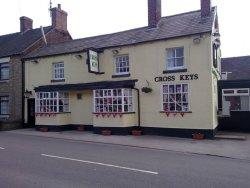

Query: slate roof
[0,26,52,58]
[25,8,216,59]
[221,56,250,80]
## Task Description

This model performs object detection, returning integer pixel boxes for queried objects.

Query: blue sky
[1,0,250,57]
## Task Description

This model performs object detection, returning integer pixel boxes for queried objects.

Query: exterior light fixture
[24,89,32,98]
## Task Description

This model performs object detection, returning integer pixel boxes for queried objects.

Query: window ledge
[112,73,131,78]
[0,115,10,119]
[0,80,9,83]
[159,111,192,114]
[35,112,71,115]
[163,69,187,74]
[93,112,135,115]
[51,79,65,83]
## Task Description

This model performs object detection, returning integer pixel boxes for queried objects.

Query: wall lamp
[24,89,32,98]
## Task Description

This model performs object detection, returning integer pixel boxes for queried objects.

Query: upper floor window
[0,96,9,115]
[166,47,184,70]
[115,55,129,75]
[0,63,10,81]
[162,84,189,112]
[52,62,64,80]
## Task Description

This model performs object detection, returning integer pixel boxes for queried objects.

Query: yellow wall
[36,113,71,126]
[25,33,218,130]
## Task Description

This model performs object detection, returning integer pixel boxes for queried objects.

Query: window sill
[159,111,192,114]
[163,69,187,74]
[93,112,135,115]
[0,80,9,83]
[0,115,10,119]
[51,79,65,83]
[35,112,71,115]
[112,73,131,78]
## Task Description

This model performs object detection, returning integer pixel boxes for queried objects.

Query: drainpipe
[133,88,141,128]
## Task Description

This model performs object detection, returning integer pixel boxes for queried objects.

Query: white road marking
[0,147,5,150]
[41,154,158,175]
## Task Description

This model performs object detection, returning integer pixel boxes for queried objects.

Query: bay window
[162,84,189,112]
[94,89,133,113]
[35,92,69,113]
[222,89,250,111]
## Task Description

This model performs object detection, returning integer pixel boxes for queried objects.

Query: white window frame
[166,47,185,70]
[0,62,10,81]
[0,96,9,115]
[222,88,250,111]
[161,84,189,112]
[114,55,130,75]
[93,89,133,113]
[35,92,69,113]
[52,62,64,80]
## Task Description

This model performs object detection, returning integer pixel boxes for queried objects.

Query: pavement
[0,132,250,188]
[7,128,250,161]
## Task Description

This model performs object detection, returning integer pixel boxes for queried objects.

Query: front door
[27,98,35,127]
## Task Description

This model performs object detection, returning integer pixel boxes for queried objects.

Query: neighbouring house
[23,0,221,138]
[219,56,250,132]
[0,4,72,130]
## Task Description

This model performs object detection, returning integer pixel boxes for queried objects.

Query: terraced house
[0,5,71,130]
[24,0,221,138]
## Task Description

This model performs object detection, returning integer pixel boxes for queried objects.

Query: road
[0,132,249,188]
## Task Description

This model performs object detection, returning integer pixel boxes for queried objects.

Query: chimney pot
[20,16,33,32]
[148,0,161,28]
[51,4,67,31]
[201,0,212,18]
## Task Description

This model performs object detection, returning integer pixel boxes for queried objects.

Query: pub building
[23,0,221,138]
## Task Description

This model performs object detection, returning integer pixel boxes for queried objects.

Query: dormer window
[166,47,184,70]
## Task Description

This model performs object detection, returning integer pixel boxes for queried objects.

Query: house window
[0,96,9,115]
[222,89,250,111]
[35,92,69,113]
[0,63,10,80]
[52,62,64,80]
[115,55,129,75]
[162,84,189,112]
[166,47,184,70]
[94,89,133,113]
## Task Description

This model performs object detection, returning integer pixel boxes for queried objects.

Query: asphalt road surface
[0,131,250,188]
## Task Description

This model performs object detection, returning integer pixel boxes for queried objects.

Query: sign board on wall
[87,50,99,73]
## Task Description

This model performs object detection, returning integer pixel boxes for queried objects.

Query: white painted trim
[161,83,190,112]
[41,154,158,175]
[0,57,10,64]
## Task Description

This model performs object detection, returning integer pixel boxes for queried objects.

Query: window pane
[176,48,184,57]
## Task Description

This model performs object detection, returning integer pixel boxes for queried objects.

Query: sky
[0,0,250,58]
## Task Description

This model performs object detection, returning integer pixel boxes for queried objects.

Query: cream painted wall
[70,90,93,125]
[25,33,218,130]
[36,113,71,126]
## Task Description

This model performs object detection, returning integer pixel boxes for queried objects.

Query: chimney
[51,4,68,31]
[201,0,212,18]
[148,0,161,28]
[20,16,33,32]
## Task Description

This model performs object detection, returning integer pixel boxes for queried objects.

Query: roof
[0,26,52,58]
[34,79,138,92]
[25,8,216,59]
[221,56,250,80]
